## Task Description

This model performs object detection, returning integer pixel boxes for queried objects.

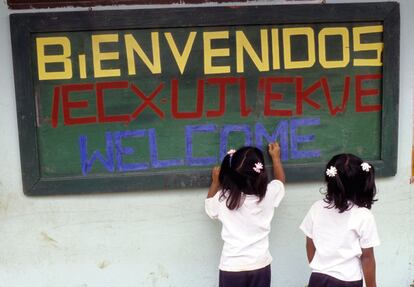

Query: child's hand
[268,142,281,160]
[211,166,220,186]
[268,142,285,183]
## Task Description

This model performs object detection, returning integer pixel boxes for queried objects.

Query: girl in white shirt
[205,143,285,287]
[300,153,380,287]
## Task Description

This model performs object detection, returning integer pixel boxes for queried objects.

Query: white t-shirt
[300,200,380,281]
[205,180,285,272]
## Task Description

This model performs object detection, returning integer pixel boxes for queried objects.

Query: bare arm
[361,247,377,287]
[207,166,220,198]
[268,142,286,183]
[306,236,316,263]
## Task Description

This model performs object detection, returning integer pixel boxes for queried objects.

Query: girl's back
[301,200,379,281]
[206,180,284,271]
[205,143,285,287]
[300,153,379,287]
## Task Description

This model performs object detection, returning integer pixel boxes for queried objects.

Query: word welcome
[79,118,320,175]
[51,74,381,127]
[36,25,383,80]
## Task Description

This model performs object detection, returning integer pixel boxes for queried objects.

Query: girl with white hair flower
[300,154,379,287]
[205,143,285,287]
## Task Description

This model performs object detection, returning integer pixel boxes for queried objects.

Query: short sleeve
[205,192,220,219]
[299,203,316,239]
[358,211,380,248]
[267,180,285,207]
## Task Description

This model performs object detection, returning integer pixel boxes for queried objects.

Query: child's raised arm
[207,166,221,198]
[268,142,286,184]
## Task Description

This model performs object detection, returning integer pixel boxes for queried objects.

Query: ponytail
[359,165,377,209]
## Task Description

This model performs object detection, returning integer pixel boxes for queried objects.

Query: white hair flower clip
[253,162,263,173]
[361,162,371,172]
[326,166,337,178]
[227,149,236,155]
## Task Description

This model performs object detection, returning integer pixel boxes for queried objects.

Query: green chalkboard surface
[10,2,400,195]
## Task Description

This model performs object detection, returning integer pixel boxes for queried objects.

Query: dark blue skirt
[219,265,271,287]
[308,272,363,287]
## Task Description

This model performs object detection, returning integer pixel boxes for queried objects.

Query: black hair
[218,146,268,210]
[324,153,377,213]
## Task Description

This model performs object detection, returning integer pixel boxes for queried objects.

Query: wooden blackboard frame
[7,0,235,9]
[10,2,400,195]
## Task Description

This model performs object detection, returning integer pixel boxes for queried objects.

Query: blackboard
[10,2,400,195]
